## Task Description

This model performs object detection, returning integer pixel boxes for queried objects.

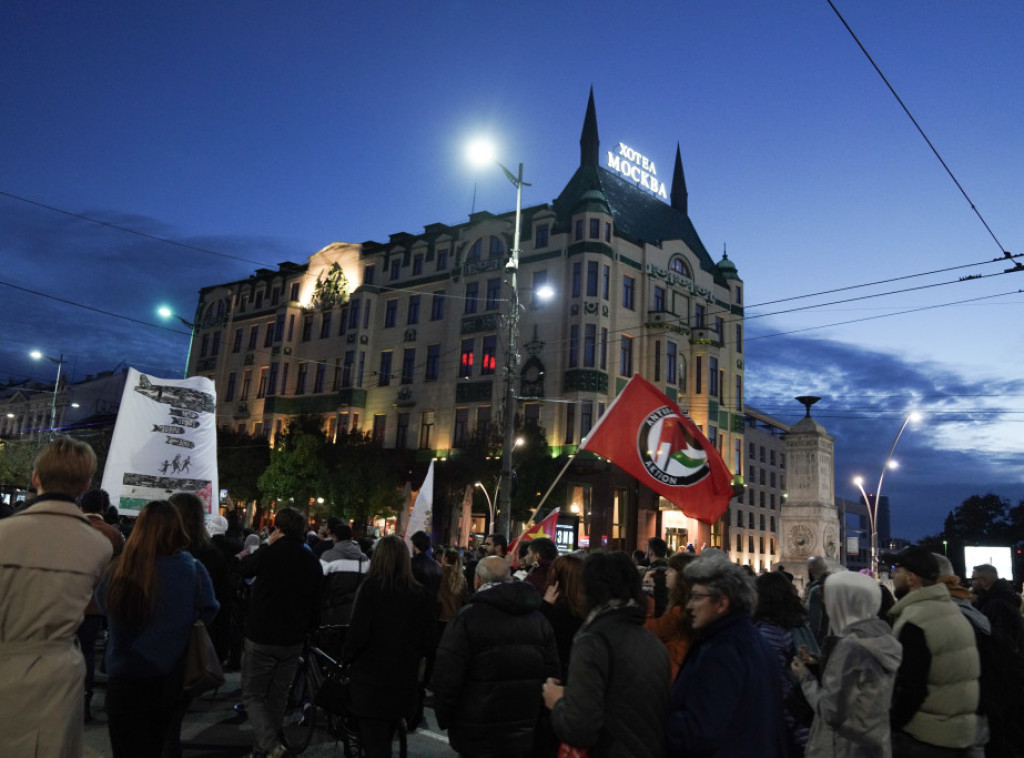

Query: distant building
[839,492,893,574]
[186,91,746,549]
[0,368,126,441]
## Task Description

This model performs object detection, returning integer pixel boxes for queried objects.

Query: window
[696,356,702,394]
[581,401,594,438]
[565,403,575,445]
[241,371,252,400]
[654,286,665,312]
[623,276,635,310]
[749,512,755,529]
[468,240,484,263]
[459,339,474,378]
[390,258,402,280]
[271,288,280,306]
[267,363,279,395]
[257,368,268,398]
[600,327,608,370]
[290,283,300,302]
[620,335,633,376]
[348,300,360,330]
[486,278,501,310]
[584,324,596,367]
[363,264,376,285]
[285,315,294,341]
[589,218,599,239]
[211,332,221,356]
[568,325,579,368]
[572,262,582,297]
[255,291,264,309]
[295,363,308,395]
[431,292,445,320]
[363,303,370,329]
[670,257,691,277]
[302,315,313,342]
[384,299,398,328]
[481,335,497,375]
[425,344,440,381]
[586,261,598,296]
[232,328,243,353]
[372,414,386,444]
[419,411,435,449]
[280,363,289,394]
[602,265,610,299]
[264,321,274,348]
[378,352,392,387]
[332,358,341,390]
[225,373,236,401]
[667,341,677,384]
[465,282,479,314]
[605,222,611,241]
[736,376,742,410]
[437,248,449,270]
[342,351,355,388]
[314,362,325,393]
[735,284,742,305]
[320,312,332,339]
[575,219,583,241]
[709,357,719,398]
[401,348,415,385]
[396,413,410,449]
[535,223,549,247]
[760,446,766,463]
[694,304,706,328]
[736,324,743,353]
[715,316,724,339]
[477,406,492,440]
[489,236,504,259]
[413,254,423,275]
[407,295,420,325]
[453,408,469,447]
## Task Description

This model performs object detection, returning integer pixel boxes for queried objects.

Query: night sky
[3,2,1022,539]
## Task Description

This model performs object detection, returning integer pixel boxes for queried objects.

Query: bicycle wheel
[279,653,316,754]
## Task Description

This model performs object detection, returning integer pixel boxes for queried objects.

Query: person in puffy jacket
[431,555,559,757]
[792,570,903,757]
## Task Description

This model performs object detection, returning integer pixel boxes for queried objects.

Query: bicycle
[279,626,408,758]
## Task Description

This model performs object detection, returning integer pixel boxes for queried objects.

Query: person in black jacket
[431,555,560,758]
[971,563,1024,653]
[238,507,323,758]
[543,551,670,758]
[343,535,435,758]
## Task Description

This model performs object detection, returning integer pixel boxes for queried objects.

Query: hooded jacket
[800,617,902,757]
[431,580,559,757]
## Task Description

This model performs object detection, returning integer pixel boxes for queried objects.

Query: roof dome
[717,251,739,278]
[576,188,611,214]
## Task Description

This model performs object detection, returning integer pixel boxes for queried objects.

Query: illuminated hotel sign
[606,142,668,200]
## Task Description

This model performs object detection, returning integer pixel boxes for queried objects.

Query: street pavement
[83,667,458,757]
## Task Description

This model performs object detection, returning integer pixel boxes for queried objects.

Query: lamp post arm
[875,415,913,509]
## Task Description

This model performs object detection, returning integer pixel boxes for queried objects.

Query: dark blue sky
[2,2,1022,539]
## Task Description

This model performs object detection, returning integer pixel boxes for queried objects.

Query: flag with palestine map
[579,374,734,524]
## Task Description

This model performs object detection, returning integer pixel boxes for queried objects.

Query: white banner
[403,460,434,554]
[100,368,219,516]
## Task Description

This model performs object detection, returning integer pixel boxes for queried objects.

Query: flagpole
[522,454,577,529]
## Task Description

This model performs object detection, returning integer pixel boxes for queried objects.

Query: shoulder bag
[183,558,226,697]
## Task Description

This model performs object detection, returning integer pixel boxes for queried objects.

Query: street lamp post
[853,412,921,577]
[30,350,65,438]
[158,305,196,378]
[468,140,530,542]
[474,482,495,534]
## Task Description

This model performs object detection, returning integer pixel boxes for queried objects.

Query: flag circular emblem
[637,406,711,486]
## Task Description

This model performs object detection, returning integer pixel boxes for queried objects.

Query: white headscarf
[822,570,881,636]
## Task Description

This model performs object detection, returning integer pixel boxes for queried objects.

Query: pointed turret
[580,87,599,167]
[670,143,688,215]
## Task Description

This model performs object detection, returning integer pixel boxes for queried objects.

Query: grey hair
[476,555,511,585]
[933,553,956,578]
[684,554,758,613]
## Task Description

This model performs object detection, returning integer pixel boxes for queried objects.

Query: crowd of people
[4,437,1024,758]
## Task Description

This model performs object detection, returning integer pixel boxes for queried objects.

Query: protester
[0,437,114,757]
[805,555,831,646]
[540,553,587,682]
[643,537,671,617]
[97,500,219,758]
[524,537,558,595]
[321,520,364,562]
[410,529,443,610]
[431,555,559,757]
[76,488,124,722]
[971,563,1024,654]
[754,570,815,756]
[791,571,902,757]
[437,548,470,629]
[343,534,435,757]
[643,551,695,682]
[238,507,323,758]
[544,551,670,757]
[888,545,980,755]
[483,532,508,558]
[320,534,369,627]
[667,552,786,757]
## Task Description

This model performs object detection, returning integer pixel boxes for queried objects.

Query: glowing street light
[474,482,495,533]
[853,412,921,577]
[157,305,196,378]
[30,350,65,437]
[467,138,530,542]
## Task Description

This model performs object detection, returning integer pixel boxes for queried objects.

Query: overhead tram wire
[825,0,1020,268]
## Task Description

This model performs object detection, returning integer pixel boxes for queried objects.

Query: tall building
[732,407,790,571]
[189,91,746,550]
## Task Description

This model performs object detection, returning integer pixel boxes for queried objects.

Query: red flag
[507,508,561,562]
[579,375,735,524]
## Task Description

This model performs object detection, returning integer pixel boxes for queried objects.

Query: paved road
[83,668,458,757]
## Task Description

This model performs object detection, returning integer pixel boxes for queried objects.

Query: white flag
[100,368,219,516]
[403,460,434,553]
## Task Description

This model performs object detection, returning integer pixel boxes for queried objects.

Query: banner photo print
[100,368,219,516]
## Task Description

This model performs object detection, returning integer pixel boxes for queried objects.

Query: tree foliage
[921,492,1024,579]
[218,428,270,504]
[0,437,41,491]
[257,416,331,518]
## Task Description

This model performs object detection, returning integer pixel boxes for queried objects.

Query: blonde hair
[34,436,96,496]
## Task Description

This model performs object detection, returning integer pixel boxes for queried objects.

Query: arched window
[466,239,482,263]
[489,236,505,259]
[670,257,691,278]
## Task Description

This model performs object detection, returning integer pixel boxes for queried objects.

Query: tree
[218,428,270,505]
[926,493,1015,579]
[257,416,331,519]
[0,437,40,493]
[322,430,407,533]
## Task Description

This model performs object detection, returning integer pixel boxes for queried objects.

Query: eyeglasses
[687,592,718,602]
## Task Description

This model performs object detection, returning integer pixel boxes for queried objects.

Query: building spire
[670,143,688,214]
[580,87,599,167]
